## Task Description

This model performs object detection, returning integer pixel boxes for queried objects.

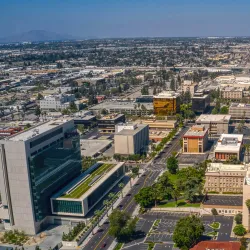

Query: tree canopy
[173,216,204,250]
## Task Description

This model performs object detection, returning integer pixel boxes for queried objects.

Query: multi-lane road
[82,126,189,250]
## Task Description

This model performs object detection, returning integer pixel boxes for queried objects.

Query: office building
[135,95,154,103]
[114,123,149,155]
[191,92,210,114]
[196,114,231,135]
[204,163,248,193]
[153,91,180,115]
[40,94,75,110]
[89,101,153,116]
[214,134,243,161]
[0,119,82,234]
[182,125,208,154]
[182,80,198,96]
[51,162,125,217]
[243,169,250,230]
[221,87,243,100]
[229,103,250,120]
[138,119,177,130]
[97,114,125,134]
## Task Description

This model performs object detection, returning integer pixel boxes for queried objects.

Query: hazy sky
[1,0,250,38]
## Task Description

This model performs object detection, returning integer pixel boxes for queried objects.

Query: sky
[0,0,250,38]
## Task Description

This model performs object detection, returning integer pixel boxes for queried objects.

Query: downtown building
[0,118,82,234]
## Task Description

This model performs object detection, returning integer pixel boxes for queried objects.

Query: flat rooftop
[99,113,124,120]
[230,103,250,109]
[184,125,208,137]
[207,163,248,172]
[7,118,73,142]
[58,162,118,199]
[215,134,243,152]
[154,91,180,99]
[80,139,112,157]
[89,101,153,111]
[115,124,147,136]
[196,114,231,123]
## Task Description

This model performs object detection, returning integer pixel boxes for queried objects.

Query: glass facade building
[28,131,81,222]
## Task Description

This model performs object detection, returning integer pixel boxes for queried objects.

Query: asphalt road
[82,127,188,250]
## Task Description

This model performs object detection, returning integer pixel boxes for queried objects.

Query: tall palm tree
[94,210,102,227]
[118,183,125,198]
[103,199,110,216]
[108,192,115,210]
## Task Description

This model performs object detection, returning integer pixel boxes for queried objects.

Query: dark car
[102,243,107,248]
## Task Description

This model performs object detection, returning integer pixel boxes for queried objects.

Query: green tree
[94,210,102,226]
[108,209,137,242]
[170,78,175,91]
[134,186,154,208]
[245,199,250,210]
[132,166,140,178]
[69,101,77,111]
[173,215,204,250]
[166,156,178,174]
[235,213,242,224]
[220,106,229,114]
[37,93,44,100]
[35,106,41,117]
[211,208,218,216]
[240,237,247,250]
[108,192,115,210]
[118,182,125,198]
[103,199,110,216]
[233,224,247,236]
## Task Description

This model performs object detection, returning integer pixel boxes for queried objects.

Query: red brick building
[191,241,240,250]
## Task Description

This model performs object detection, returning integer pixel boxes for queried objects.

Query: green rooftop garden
[61,163,115,199]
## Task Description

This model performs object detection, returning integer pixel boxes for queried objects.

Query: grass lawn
[158,199,200,208]
[62,163,114,198]
[168,173,178,186]
[207,231,218,237]
[210,222,220,229]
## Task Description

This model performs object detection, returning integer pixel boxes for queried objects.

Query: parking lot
[122,212,234,249]
[178,153,208,166]
[203,195,243,206]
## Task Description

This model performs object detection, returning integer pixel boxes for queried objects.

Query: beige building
[138,119,177,130]
[221,87,243,100]
[204,163,248,193]
[243,171,250,230]
[196,114,231,136]
[114,123,149,155]
[229,103,250,120]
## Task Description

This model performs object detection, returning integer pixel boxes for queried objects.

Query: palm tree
[118,183,125,198]
[108,192,115,210]
[171,188,181,207]
[103,199,110,216]
[244,144,250,163]
[94,210,102,227]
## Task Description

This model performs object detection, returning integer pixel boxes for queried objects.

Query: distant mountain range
[0,30,78,43]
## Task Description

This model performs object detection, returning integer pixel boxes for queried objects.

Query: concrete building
[191,241,240,250]
[229,103,250,120]
[51,162,125,217]
[182,80,198,96]
[138,119,177,130]
[114,123,149,155]
[89,101,153,116]
[40,94,75,110]
[196,114,231,136]
[221,86,244,100]
[214,134,243,161]
[153,91,180,116]
[183,125,208,154]
[97,114,125,134]
[191,92,210,114]
[204,163,248,193]
[243,170,250,230]
[0,119,82,234]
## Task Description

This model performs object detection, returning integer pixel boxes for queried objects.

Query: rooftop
[59,162,117,199]
[196,114,231,123]
[207,163,248,172]
[154,91,180,99]
[115,123,147,136]
[6,118,73,142]
[191,241,240,250]
[184,125,208,137]
[215,134,243,152]
[99,113,124,120]
[230,103,250,108]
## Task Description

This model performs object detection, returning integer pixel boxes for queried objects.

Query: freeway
[82,126,188,250]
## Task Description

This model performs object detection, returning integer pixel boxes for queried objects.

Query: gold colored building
[183,125,208,153]
[153,91,180,115]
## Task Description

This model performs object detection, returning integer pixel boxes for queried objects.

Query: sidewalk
[80,172,142,248]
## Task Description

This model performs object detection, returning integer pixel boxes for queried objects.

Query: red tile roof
[190,241,241,250]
